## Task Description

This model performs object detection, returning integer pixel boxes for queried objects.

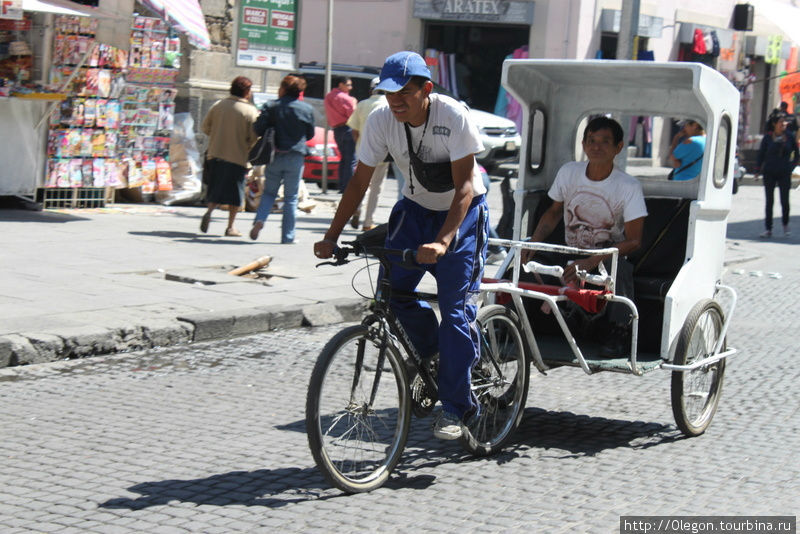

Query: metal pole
[321,0,333,194]
[616,0,640,61]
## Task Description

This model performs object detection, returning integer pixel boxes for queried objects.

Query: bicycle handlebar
[315,243,420,270]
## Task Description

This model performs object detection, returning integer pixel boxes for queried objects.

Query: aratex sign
[413,0,534,24]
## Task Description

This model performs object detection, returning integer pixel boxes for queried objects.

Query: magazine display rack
[41,14,179,207]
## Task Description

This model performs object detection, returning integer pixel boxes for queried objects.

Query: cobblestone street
[1,229,797,532]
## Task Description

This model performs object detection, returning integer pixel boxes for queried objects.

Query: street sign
[235,0,296,70]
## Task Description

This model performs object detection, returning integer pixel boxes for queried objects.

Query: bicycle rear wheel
[461,304,529,456]
[306,324,411,493]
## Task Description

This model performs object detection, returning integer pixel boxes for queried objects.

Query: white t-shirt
[357,93,486,211]
[549,161,647,249]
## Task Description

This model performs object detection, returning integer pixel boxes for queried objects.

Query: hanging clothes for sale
[693,29,707,55]
[493,45,528,132]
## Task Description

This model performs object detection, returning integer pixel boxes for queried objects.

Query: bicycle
[305,228,530,493]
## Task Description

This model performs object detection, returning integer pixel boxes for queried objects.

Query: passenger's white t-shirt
[548,161,647,249]
[357,93,486,211]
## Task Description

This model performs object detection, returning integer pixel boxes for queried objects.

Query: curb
[0,243,759,369]
[0,298,369,369]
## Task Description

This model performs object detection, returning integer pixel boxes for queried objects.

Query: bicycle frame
[356,249,441,402]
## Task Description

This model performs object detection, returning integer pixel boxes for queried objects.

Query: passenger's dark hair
[332,76,351,89]
[280,75,307,98]
[583,116,624,145]
[230,76,253,98]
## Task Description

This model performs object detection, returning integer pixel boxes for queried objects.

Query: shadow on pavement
[727,215,799,242]
[128,230,257,244]
[0,209,89,223]
[505,407,685,459]
[99,466,343,510]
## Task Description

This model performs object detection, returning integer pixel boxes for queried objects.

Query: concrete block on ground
[177,312,235,342]
[229,310,273,337]
[19,333,65,364]
[47,325,120,358]
[141,321,194,348]
[267,306,305,331]
[335,299,369,322]
[302,303,344,326]
[0,337,13,367]
[3,334,45,366]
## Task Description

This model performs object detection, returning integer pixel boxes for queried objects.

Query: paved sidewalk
[0,177,771,368]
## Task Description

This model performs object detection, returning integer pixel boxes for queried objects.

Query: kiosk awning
[137,0,210,50]
[22,0,127,19]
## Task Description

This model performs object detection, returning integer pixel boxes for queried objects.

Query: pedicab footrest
[537,336,663,373]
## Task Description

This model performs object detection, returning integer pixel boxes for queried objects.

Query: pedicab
[480,60,740,437]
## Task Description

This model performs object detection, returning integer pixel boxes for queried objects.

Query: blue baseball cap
[375,51,431,93]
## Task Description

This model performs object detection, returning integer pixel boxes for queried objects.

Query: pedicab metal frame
[478,60,740,434]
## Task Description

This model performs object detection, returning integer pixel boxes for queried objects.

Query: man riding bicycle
[314,51,489,440]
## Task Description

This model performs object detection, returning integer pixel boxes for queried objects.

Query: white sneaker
[783,224,791,237]
[432,410,463,440]
[486,250,507,265]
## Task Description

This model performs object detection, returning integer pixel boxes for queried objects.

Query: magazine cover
[97,69,111,98]
[66,129,81,157]
[127,159,144,187]
[95,99,107,128]
[92,158,106,187]
[71,98,85,126]
[105,131,118,157]
[69,159,83,187]
[80,128,93,157]
[156,157,172,191]
[105,159,125,188]
[59,98,74,126]
[46,160,59,187]
[84,68,99,96]
[105,100,120,129]
[82,159,94,187]
[83,98,96,127]
[57,161,71,187]
[91,130,107,157]
[157,103,174,131]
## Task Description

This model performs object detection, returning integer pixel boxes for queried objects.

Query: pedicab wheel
[670,299,726,437]
[461,305,530,456]
[306,324,411,493]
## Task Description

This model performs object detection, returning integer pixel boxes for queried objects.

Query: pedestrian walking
[324,76,357,193]
[200,76,259,236]
[250,74,315,244]
[756,116,798,238]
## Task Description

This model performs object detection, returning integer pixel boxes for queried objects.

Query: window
[713,114,732,189]
[527,107,546,173]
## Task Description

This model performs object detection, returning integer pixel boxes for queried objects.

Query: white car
[297,63,520,174]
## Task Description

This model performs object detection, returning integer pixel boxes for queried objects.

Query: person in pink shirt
[324,76,357,192]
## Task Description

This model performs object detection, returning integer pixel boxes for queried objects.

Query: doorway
[424,23,529,113]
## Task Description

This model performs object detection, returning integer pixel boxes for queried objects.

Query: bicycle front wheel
[306,324,411,493]
[461,304,529,456]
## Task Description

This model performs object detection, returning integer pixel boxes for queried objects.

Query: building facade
[183,0,800,156]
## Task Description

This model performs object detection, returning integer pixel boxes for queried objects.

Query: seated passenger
[523,116,647,357]
[668,120,705,181]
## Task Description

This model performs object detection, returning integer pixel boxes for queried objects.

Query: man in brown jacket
[200,76,259,236]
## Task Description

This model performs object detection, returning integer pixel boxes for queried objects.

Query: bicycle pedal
[410,373,436,417]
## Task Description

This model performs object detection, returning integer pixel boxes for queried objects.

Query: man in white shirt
[347,76,389,231]
[314,51,488,440]
[525,116,647,356]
